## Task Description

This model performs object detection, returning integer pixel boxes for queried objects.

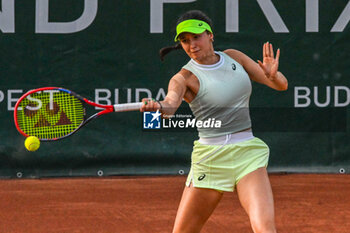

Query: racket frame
[14,87,141,141]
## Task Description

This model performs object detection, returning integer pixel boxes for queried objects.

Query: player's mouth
[190,50,201,58]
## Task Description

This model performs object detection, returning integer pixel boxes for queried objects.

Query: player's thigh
[236,167,275,226]
[173,185,223,233]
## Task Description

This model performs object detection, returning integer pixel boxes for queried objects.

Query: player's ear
[208,32,214,42]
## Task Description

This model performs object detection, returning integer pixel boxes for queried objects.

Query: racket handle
[113,102,143,112]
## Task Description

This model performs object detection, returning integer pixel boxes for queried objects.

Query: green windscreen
[16,91,85,140]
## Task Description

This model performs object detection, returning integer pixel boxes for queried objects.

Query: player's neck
[193,51,219,65]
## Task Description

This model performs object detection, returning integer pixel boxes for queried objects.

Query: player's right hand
[140,98,161,112]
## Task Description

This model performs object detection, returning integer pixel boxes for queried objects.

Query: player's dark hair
[159,10,213,61]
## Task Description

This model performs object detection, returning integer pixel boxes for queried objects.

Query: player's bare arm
[140,72,187,117]
[160,72,187,117]
[224,43,288,91]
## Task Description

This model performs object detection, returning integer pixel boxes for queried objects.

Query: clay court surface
[1,174,349,233]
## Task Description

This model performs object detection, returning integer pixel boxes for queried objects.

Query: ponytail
[159,43,182,61]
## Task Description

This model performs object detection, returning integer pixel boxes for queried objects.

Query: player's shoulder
[179,68,193,79]
[179,68,199,84]
[168,69,190,84]
[223,49,246,65]
[168,68,198,88]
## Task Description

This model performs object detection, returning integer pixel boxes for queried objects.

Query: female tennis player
[140,10,287,233]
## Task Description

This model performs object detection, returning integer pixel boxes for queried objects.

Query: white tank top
[183,51,252,138]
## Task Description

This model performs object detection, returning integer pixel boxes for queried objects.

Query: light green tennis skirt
[186,137,269,192]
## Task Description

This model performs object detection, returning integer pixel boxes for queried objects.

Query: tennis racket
[14,87,143,141]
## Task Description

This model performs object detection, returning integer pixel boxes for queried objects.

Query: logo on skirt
[198,174,206,181]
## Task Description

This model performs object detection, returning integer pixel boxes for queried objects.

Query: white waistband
[198,130,254,145]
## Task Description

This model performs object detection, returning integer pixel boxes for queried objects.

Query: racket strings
[16,91,84,140]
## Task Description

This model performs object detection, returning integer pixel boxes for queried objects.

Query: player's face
[179,31,214,63]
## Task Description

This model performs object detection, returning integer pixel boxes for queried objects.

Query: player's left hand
[257,42,280,81]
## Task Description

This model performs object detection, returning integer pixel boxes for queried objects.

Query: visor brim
[174,27,207,42]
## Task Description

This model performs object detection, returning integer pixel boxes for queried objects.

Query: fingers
[263,42,271,57]
[140,98,161,112]
[263,42,281,62]
[269,43,274,58]
[257,60,268,74]
[275,48,280,62]
[265,42,269,57]
[260,42,281,80]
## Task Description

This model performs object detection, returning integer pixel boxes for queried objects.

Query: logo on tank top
[231,63,236,71]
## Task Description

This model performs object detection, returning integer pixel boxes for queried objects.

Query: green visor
[174,19,213,42]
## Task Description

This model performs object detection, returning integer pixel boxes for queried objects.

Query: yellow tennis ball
[25,136,40,152]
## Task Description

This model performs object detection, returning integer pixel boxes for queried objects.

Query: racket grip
[113,102,143,112]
